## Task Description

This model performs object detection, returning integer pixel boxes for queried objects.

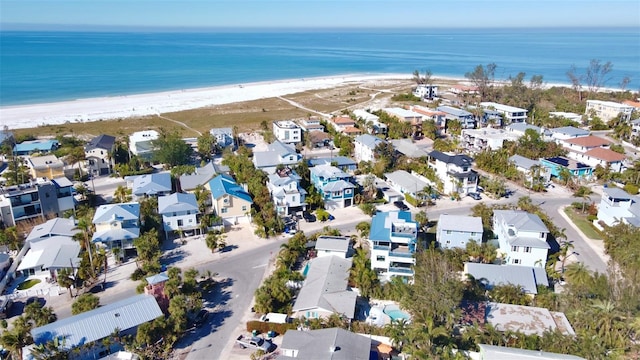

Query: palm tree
[205,231,219,253]
[113,185,131,203]
[355,221,370,239]
[384,318,409,351]
[65,146,86,179]
[73,216,95,276]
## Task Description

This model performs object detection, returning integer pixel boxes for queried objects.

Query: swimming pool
[383,305,411,321]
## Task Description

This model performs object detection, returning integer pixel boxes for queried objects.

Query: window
[524,247,531,253]
[223,197,229,204]
[376,256,386,262]
[173,212,176,217]
[540,232,545,238]
[446,230,452,235]
[189,219,193,223]
[177,219,183,226]
[471,232,477,236]
[242,205,247,211]
[221,208,228,214]
[511,245,518,252]
[345,189,352,194]
[513,259,521,264]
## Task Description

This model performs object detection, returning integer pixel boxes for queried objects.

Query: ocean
[1,28,638,106]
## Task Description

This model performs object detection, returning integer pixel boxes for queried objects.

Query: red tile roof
[342,126,362,134]
[584,147,626,162]
[564,135,611,147]
[332,116,355,125]
[623,100,640,109]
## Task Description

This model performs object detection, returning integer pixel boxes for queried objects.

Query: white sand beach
[0,73,418,130]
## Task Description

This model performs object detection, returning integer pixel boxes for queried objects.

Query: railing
[391,232,416,239]
[389,251,414,259]
[389,267,413,275]
[373,245,390,251]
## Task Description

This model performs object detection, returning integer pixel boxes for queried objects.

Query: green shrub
[246,320,297,336]
[623,183,639,195]
[587,215,598,222]
[131,268,146,281]
[316,209,330,222]
[405,193,419,207]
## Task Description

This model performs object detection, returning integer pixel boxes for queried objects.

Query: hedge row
[246,320,297,336]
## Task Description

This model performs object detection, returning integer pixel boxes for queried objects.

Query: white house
[297,117,325,132]
[128,130,159,159]
[253,141,303,174]
[631,118,640,138]
[267,167,307,215]
[353,134,386,163]
[314,236,351,259]
[84,134,116,176]
[273,120,302,144]
[384,170,428,199]
[562,135,626,173]
[493,210,550,268]
[125,173,172,200]
[92,202,140,254]
[545,126,590,143]
[461,127,520,152]
[437,215,483,249]
[596,186,640,228]
[585,100,634,122]
[427,150,478,195]
[368,211,418,282]
[413,84,438,100]
[158,192,200,237]
[480,102,528,123]
[209,127,235,149]
[508,155,552,184]
[352,109,388,135]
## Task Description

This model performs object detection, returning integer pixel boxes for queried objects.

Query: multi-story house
[273,120,302,144]
[92,202,141,254]
[158,192,200,238]
[267,167,307,216]
[125,173,172,200]
[562,135,625,173]
[26,155,65,179]
[480,102,528,123]
[209,127,235,150]
[329,116,356,133]
[596,186,639,228]
[308,156,357,173]
[297,117,325,132]
[208,174,253,225]
[129,130,159,160]
[437,214,483,249]
[412,84,438,100]
[437,106,475,130]
[540,156,593,180]
[562,135,610,153]
[461,127,520,152]
[585,100,634,122]
[545,126,589,143]
[14,139,59,156]
[309,165,355,209]
[493,210,550,267]
[0,177,75,227]
[508,155,551,184]
[353,134,386,163]
[505,123,543,138]
[383,107,424,137]
[353,109,388,135]
[632,119,640,138]
[409,105,447,130]
[314,236,351,259]
[253,140,303,174]
[427,150,478,195]
[368,211,418,282]
[84,134,116,176]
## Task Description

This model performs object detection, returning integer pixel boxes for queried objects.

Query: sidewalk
[557,205,609,267]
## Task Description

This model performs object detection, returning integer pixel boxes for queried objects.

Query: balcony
[373,245,390,252]
[389,267,413,275]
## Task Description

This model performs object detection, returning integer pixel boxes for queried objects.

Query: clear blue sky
[1,0,639,30]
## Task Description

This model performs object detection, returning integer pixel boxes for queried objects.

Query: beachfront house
[273,120,302,144]
[125,173,172,200]
[279,328,371,360]
[253,140,303,174]
[413,84,438,100]
[492,210,550,267]
[209,127,235,150]
[353,109,388,135]
[0,178,75,227]
[437,214,483,249]
[92,202,141,256]
[158,192,200,238]
[368,211,418,282]
[596,186,640,228]
[309,164,355,209]
[208,174,253,225]
[291,256,356,320]
[427,150,478,196]
[540,156,593,180]
[461,127,520,152]
[13,139,59,156]
[383,107,424,137]
[26,155,65,180]
[314,236,351,259]
[329,116,357,133]
[84,134,116,176]
[298,117,325,133]
[436,106,475,130]
[480,102,528,124]
[267,167,306,216]
[129,130,159,160]
[585,100,634,122]
[353,134,386,163]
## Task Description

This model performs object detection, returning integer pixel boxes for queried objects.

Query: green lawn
[17,279,41,290]
[563,208,603,240]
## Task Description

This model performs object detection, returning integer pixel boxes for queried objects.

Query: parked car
[0,296,13,319]
[302,212,316,223]
[393,200,409,211]
[194,309,209,327]
[467,192,482,200]
[236,335,276,353]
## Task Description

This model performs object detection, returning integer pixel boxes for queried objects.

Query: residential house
[562,135,611,153]
[545,126,589,143]
[298,117,325,132]
[480,102,528,123]
[448,84,478,95]
[329,116,357,133]
[383,107,424,137]
[437,215,483,249]
[0,178,74,227]
[585,100,634,122]
[308,156,357,173]
[253,140,303,174]
[353,134,386,163]
[562,136,625,173]
[409,105,447,132]
[475,344,586,360]
[436,106,475,130]
[368,211,418,282]
[353,109,388,135]
[508,155,551,184]
[384,170,428,199]
[485,302,575,336]
[427,150,478,195]
[273,120,302,144]
[178,162,218,192]
[314,236,351,259]
[389,139,430,158]
[267,167,307,215]
[208,174,253,225]
[291,256,356,320]
[631,118,640,138]
[84,134,116,176]
[158,192,200,238]
[622,99,640,111]
[25,217,78,242]
[128,130,159,160]
[478,108,504,127]
[17,235,80,278]
[14,139,59,156]
[30,295,163,360]
[549,111,583,124]
[26,155,65,179]
[306,131,331,148]
[463,263,549,295]
[278,328,371,360]
[596,186,640,228]
[209,127,235,150]
[342,126,363,136]
[493,210,550,267]
[92,202,141,253]
[413,84,438,100]
[125,173,172,200]
[505,122,542,137]
[540,156,593,180]
[309,165,355,209]
[461,127,520,152]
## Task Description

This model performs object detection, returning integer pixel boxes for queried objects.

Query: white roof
[480,101,527,113]
[486,302,575,336]
[477,344,586,360]
[129,130,159,143]
[315,236,350,253]
[17,236,80,271]
[383,107,423,119]
[438,215,483,233]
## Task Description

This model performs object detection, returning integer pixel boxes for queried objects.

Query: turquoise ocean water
[1,28,638,106]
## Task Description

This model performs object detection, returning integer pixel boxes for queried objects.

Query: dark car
[467,192,482,200]
[194,309,209,327]
[302,212,316,223]
[393,201,409,211]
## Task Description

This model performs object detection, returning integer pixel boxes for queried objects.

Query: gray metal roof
[31,295,163,349]
[384,170,428,192]
[506,123,541,134]
[389,139,429,158]
[603,186,633,200]
[509,155,539,170]
[464,263,548,294]
[157,192,199,215]
[494,210,549,233]
[179,162,217,191]
[438,215,483,234]
[315,236,350,253]
[127,173,172,196]
[51,177,74,188]
[85,134,116,151]
[428,150,474,167]
[549,126,590,137]
[322,180,355,193]
[310,164,350,179]
[354,134,385,149]
[292,256,356,319]
[17,236,80,271]
[478,344,586,360]
[26,217,78,242]
[278,328,371,360]
[93,203,140,224]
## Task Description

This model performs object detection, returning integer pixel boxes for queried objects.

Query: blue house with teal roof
[14,139,59,156]
[368,211,418,282]
[208,174,253,225]
[540,156,593,180]
[309,164,355,209]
